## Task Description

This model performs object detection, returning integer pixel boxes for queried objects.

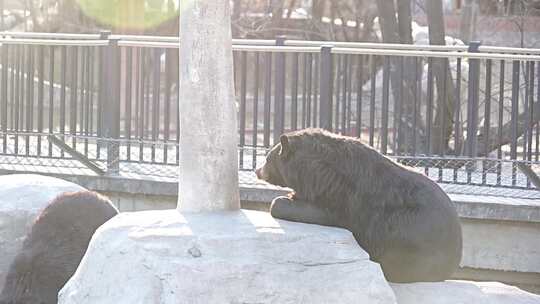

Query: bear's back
[302,130,463,282]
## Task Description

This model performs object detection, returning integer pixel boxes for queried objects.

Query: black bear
[0,191,118,304]
[256,128,462,283]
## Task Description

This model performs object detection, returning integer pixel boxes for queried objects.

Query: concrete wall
[454,219,540,294]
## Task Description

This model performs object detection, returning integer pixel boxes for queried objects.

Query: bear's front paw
[270,196,293,218]
[269,196,336,227]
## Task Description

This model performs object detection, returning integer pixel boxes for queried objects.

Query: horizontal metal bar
[1,31,102,40]
[111,35,179,42]
[117,40,179,48]
[113,35,274,45]
[331,47,540,61]
[0,38,108,46]
[113,35,275,45]
[118,42,321,52]
[290,43,540,56]
[285,40,540,55]
[286,40,469,52]
[393,155,540,166]
[478,45,540,55]
[0,131,179,146]
[110,35,468,51]
[232,45,321,53]
[232,39,276,46]
[111,35,540,55]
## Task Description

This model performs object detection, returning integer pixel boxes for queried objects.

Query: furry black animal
[0,191,118,304]
[256,128,462,283]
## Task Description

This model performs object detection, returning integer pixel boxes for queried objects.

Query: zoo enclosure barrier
[0,31,539,193]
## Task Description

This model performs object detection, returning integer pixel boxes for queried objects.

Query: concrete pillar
[177,0,240,212]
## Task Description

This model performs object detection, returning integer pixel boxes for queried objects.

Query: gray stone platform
[59,209,397,304]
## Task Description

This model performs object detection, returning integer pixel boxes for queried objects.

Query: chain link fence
[0,133,538,199]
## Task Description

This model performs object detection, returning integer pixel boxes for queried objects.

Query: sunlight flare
[76,0,179,30]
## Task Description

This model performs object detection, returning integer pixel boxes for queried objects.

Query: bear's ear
[279,135,292,158]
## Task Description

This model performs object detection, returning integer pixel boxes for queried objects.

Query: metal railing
[0,32,539,192]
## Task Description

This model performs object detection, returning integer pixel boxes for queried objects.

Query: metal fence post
[381,56,391,155]
[102,35,121,174]
[510,60,520,161]
[319,45,333,131]
[466,41,481,158]
[510,59,520,186]
[273,35,286,143]
[97,30,111,159]
[0,37,7,153]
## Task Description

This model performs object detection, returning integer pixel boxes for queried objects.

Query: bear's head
[255,128,351,202]
[255,134,293,188]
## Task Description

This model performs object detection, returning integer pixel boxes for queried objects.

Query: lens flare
[76,0,179,30]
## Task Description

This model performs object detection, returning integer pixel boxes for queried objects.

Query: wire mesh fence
[0,133,538,199]
[396,156,540,198]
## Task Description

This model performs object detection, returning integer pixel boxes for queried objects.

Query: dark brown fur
[0,191,118,304]
[256,128,462,283]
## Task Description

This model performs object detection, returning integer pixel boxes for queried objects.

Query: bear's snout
[255,167,263,179]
